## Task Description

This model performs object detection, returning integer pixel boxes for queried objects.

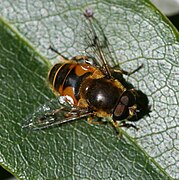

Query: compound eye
[120,95,129,106]
[113,103,129,121]
[121,90,136,107]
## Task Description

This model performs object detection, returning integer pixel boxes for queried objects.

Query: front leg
[112,64,143,76]
[118,121,139,130]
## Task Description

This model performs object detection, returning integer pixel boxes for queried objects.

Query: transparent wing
[22,96,93,130]
[81,9,118,78]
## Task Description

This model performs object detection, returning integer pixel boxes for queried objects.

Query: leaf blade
[0,1,178,179]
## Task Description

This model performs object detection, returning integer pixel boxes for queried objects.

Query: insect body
[23,10,150,131]
[48,60,128,117]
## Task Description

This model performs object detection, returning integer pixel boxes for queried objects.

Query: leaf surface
[0,0,178,179]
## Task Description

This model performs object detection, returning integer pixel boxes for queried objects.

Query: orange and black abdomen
[48,63,96,105]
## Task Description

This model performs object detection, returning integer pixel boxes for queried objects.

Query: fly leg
[118,121,139,130]
[71,55,101,68]
[108,119,139,137]
[112,64,143,76]
[87,116,108,125]
[49,45,92,64]
[71,55,90,63]
[49,45,69,60]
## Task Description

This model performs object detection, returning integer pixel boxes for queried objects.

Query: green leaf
[0,0,178,179]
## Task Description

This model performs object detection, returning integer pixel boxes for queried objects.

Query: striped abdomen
[48,63,96,105]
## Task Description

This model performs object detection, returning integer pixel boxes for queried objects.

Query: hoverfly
[23,9,150,132]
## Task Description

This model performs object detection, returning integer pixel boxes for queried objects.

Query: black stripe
[54,64,72,91]
[63,67,92,100]
[48,63,62,85]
